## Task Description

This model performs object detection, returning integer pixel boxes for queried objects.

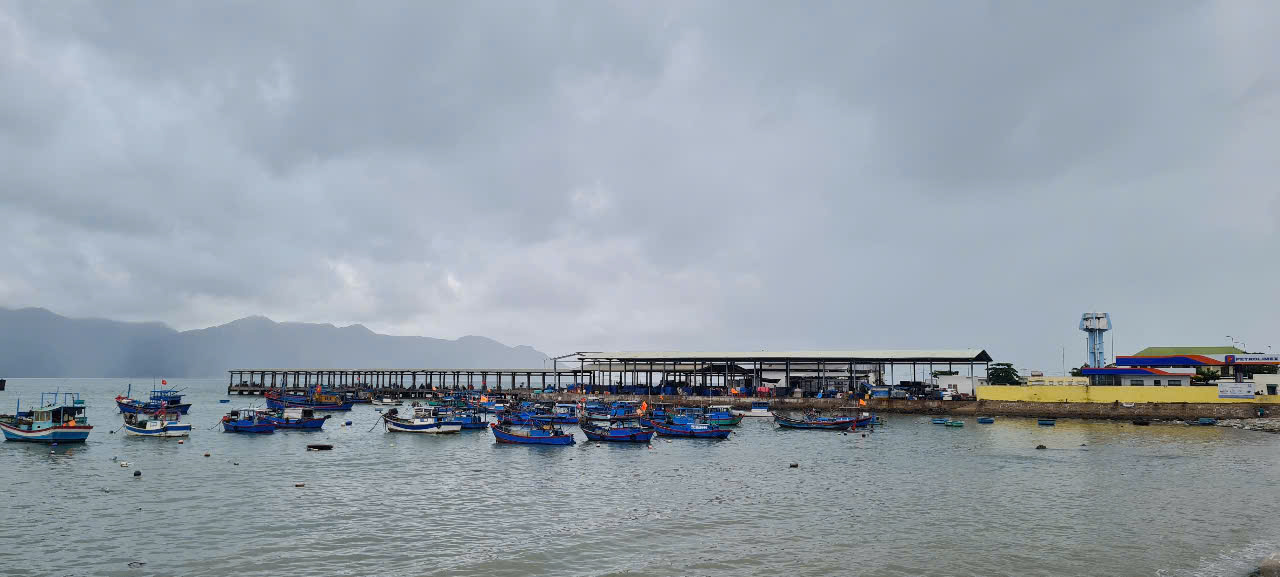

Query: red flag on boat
[161,379,167,385]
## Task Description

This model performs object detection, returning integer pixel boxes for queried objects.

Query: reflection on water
[1,379,1277,577]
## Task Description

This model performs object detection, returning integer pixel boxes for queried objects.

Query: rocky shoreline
[1216,417,1280,433]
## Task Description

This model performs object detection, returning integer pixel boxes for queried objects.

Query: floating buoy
[295,482,305,488]
[177,440,184,444]
[233,462,239,466]
[861,433,866,438]
[109,430,115,434]
[344,421,352,426]
[112,456,118,461]
[1036,445,1047,450]
[789,463,799,468]
[133,470,141,477]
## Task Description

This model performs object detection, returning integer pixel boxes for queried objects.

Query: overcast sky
[1,1,1277,371]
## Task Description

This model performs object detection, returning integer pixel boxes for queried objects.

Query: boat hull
[490,423,574,445]
[651,421,731,439]
[580,425,655,443]
[123,422,192,437]
[116,399,191,415]
[705,415,743,426]
[260,415,327,430]
[0,422,92,443]
[773,414,859,430]
[265,397,354,411]
[385,419,461,434]
[222,421,275,433]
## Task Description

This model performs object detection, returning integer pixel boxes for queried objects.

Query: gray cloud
[1,0,1277,372]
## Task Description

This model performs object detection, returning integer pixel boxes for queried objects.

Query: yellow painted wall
[977,385,1271,404]
[1025,376,1090,386]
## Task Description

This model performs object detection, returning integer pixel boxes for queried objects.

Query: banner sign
[1225,354,1280,364]
[1218,382,1255,399]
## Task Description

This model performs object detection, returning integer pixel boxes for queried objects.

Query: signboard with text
[1218,382,1255,399]
[1225,354,1280,364]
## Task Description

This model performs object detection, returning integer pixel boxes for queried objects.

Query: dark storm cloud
[0,1,1276,370]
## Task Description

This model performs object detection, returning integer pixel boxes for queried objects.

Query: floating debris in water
[203,452,210,457]
[1036,445,1047,450]
[133,470,141,477]
[127,561,146,568]
[295,482,305,488]
[789,463,799,468]
[119,462,130,467]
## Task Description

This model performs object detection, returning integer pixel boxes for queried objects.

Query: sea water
[1,378,1277,577]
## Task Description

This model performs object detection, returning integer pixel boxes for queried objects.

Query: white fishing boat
[736,400,773,417]
[122,410,192,437]
[371,397,403,406]
[382,406,462,433]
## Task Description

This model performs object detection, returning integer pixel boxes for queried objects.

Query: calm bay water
[2,378,1277,577]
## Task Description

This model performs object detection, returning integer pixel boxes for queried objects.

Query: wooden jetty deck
[227,368,593,396]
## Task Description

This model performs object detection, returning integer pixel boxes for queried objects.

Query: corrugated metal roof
[576,350,992,362]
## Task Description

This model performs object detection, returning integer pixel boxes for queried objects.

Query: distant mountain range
[0,307,548,377]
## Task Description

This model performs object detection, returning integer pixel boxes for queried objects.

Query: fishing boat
[945,420,964,427]
[550,403,581,424]
[1195,417,1217,426]
[931,417,949,424]
[115,383,192,415]
[371,397,402,406]
[705,405,743,426]
[221,409,276,434]
[122,409,192,437]
[651,419,732,439]
[737,400,772,417]
[382,406,461,434]
[773,411,861,430]
[218,399,232,404]
[976,417,995,424]
[440,408,489,430]
[1037,418,1056,426]
[490,421,575,445]
[579,419,655,443]
[259,407,329,430]
[265,389,354,411]
[1,392,92,443]
[1131,419,1151,426]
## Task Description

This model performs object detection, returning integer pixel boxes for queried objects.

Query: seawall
[528,393,1279,420]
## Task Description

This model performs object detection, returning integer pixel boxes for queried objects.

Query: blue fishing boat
[122,409,191,437]
[651,419,732,439]
[221,409,276,434]
[115,383,192,415]
[1196,417,1217,426]
[945,420,964,427]
[440,408,489,430]
[265,390,354,411]
[931,417,949,424]
[579,419,655,443]
[1,392,92,443]
[976,417,995,424]
[1037,418,1056,426]
[259,407,329,430]
[383,406,461,434]
[218,399,231,404]
[490,421,575,445]
[550,403,581,424]
[774,411,861,430]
